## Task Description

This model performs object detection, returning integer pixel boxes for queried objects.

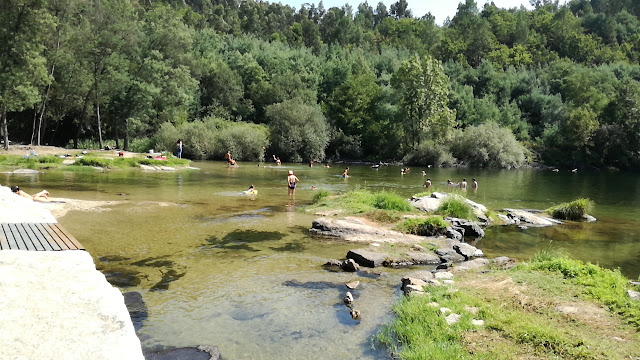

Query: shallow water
[3,162,640,358]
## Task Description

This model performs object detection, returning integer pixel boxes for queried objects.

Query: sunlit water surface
[3,162,640,359]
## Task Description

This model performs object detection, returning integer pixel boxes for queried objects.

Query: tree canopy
[3,0,640,169]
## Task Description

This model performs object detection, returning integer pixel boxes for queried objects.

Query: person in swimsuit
[472,178,478,189]
[224,151,231,163]
[342,167,350,178]
[11,185,51,203]
[423,178,432,188]
[287,170,300,204]
[460,178,468,190]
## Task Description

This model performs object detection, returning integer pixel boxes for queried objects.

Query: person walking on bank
[287,170,300,206]
[176,139,183,158]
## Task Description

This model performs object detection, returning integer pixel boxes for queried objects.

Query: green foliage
[266,98,329,162]
[312,189,330,204]
[545,198,595,220]
[450,123,527,168]
[524,253,640,330]
[154,117,268,161]
[362,210,402,224]
[403,140,456,167]
[436,194,475,220]
[396,216,450,236]
[307,189,413,214]
[75,156,188,169]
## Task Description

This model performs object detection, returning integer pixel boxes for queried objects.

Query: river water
[3,162,640,359]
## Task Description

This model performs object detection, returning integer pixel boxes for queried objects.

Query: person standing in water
[287,170,300,205]
[461,178,468,190]
[472,178,478,190]
[423,178,432,188]
[176,139,183,158]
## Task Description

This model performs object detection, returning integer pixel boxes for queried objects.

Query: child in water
[243,185,257,195]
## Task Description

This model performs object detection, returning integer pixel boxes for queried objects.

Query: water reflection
[10,162,640,359]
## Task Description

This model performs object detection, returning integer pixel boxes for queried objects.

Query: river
[3,162,639,359]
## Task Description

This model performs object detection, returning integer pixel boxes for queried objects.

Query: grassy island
[377,253,640,359]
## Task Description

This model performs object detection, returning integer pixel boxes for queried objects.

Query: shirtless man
[11,186,51,202]
[461,178,468,190]
[287,170,300,205]
[423,178,432,188]
[224,151,231,163]
[472,178,478,189]
[273,155,282,166]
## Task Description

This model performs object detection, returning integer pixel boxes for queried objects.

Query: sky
[275,0,568,24]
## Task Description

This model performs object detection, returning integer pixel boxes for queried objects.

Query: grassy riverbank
[0,153,189,170]
[377,254,640,359]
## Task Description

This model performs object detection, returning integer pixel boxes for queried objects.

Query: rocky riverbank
[0,185,144,360]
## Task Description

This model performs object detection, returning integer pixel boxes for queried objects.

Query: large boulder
[503,209,562,227]
[310,217,423,243]
[445,227,463,241]
[453,243,479,260]
[446,218,485,239]
[435,248,466,263]
[347,249,389,268]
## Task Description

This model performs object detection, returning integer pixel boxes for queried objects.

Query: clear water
[3,162,640,358]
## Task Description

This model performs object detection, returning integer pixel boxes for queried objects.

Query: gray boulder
[347,249,389,268]
[627,290,640,301]
[503,209,562,227]
[445,227,463,241]
[342,258,360,272]
[446,218,485,239]
[453,243,478,260]
[435,248,465,263]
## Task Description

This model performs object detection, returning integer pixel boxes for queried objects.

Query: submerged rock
[347,249,389,268]
[143,345,221,360]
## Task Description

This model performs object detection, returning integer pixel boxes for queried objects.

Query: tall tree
[391,55,456,150]
[0,0,52,149]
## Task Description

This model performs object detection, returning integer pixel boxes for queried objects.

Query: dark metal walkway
[0,223,84,251]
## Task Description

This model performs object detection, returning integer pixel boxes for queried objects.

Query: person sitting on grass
[11,185,51,203]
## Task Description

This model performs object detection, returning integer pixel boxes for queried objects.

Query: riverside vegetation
[307,189,639,359]
[5,1,640,169]
[376,252,640,359]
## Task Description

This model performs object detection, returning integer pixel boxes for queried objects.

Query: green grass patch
[521,252,640,330]
[0,155,64,169]
[436,194,475,220]
[545,198,594,220]
[412,191,432,198]
[307,189,414,215]
[74,156,189,169]
[312,189,330,204]
[396,216,449,236]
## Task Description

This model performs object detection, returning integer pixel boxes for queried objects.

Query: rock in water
[344,291,354,304]
[350,308,361,320]
[345,280,360,290]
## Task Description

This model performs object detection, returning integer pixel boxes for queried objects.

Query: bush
[403,140,456,167]
[154,117,269,161]
[545,198,594,220]
[363,210,402,224]
[312,189,330,204]
[266,98,329,162]
[372,191,413,212]
[75,157,115,168]
[450,122,527,168]
[436,194,475,220]
[396,216,449,236]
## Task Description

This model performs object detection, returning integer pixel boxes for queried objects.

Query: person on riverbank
[287,170,300,205]
[176,139,183,158]
[11,186,51,203]
[423,178,432,188]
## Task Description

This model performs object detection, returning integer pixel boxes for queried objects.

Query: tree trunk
[2,106,8,150]
[115,126,120,149]
[124,118,130,151]
[31,107,38,145]
[95,65,103,149]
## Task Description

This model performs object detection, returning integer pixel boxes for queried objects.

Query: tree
[0,0,52,149]
[391,55,456,150]
[266,98,329,162]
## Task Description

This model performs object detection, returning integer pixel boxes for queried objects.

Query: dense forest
[2,0,640,169]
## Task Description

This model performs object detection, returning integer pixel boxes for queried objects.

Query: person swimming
[423,178,432,188]
[342,167,350,178]
[243,185,258,195]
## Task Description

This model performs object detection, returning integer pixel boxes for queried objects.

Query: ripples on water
[4,163,640,359]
